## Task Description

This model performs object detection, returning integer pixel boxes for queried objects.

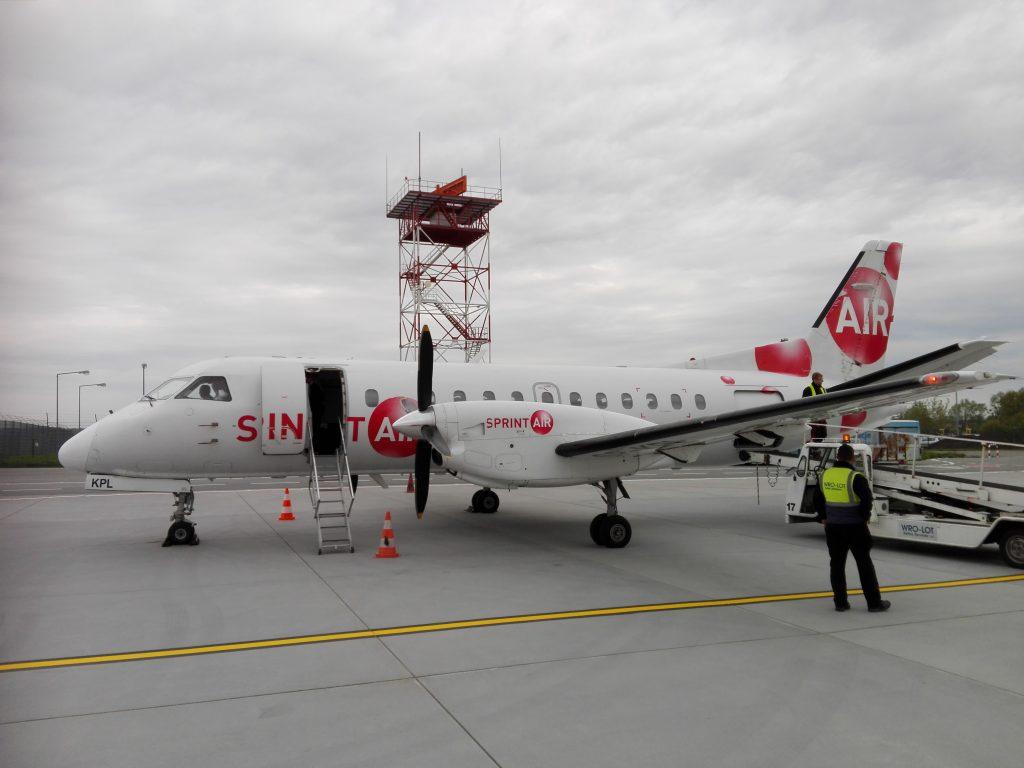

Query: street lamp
[79,382,107,429]
[141,363,148,396]
[56,370,89,430]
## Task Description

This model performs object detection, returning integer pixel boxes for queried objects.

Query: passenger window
[695,394,707,410]
[541,391,554,403]
[512,391,524,401]
[671,393,683,410]
[621,393,633,409]
[596,392,608,409]
[570,392,582,406]
[453,390,466,402]
[646,393,658,409]
[365,389,379,407]
[483,390,495,400]
[177,376,232,402]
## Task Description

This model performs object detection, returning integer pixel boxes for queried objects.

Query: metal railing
[387,178,502,212]
[816,424,1023,490]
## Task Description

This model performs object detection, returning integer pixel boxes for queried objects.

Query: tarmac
[2,467,1023,767]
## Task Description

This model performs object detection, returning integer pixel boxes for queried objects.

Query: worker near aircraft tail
[803,371,828,441]
[813,443,891,613]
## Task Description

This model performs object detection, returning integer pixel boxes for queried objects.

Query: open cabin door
[306,368,345,455]
[260,361,308,455]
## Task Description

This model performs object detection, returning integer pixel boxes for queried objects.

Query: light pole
[79,383,107,429]
[56,370,89,430]
[141,363,148,396]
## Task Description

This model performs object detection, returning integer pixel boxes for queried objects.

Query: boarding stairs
[308,422,356,554]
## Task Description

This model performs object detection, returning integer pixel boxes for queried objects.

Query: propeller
[414,325,433,518]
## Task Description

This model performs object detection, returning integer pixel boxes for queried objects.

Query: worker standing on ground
[813,443,891,613]
[803,371,828,441]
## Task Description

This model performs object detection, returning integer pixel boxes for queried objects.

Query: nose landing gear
[162,490,199,546]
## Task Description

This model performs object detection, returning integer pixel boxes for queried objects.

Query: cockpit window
[143,377,191,401]
[176,376,232,402]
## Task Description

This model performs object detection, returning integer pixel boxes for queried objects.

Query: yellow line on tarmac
[2,573,1022,674]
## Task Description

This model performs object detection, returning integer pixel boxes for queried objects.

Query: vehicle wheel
[478,490,499,514]
[165,521,196,546]
[470,489,484,513]
[600,515,632,548]
[590,514,607,546]
[998,527,1024,569]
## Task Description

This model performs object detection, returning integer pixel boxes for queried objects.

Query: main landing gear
[590,478,632,548]
[162,490,199,547]
[470,488,500,514]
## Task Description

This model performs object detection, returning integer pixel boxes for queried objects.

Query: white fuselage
[63,356,868,483]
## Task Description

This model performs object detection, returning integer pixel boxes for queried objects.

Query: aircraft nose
[58,427,94,472]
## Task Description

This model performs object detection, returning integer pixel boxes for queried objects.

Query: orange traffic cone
[278,488,295,521]
[406,473,415,493]
[374,510,400,558]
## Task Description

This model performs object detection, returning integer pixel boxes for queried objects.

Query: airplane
[58,240,1012,549]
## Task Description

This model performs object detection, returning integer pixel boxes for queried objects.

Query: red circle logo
[825,267,894,365]
[530,410,554,435]
[368,396,419,458]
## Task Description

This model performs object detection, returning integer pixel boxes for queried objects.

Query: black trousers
[825,523,882,607]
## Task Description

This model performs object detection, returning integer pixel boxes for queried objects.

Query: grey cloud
[1,0,1021,421]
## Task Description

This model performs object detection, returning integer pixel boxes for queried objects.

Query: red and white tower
[387,175,501,362]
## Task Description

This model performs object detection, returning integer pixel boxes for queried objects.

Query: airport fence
[0,416,80,461]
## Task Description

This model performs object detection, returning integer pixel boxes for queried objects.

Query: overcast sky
[2,1,1022,424]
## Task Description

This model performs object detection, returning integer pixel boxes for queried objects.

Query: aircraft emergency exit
[58,241,1014,549]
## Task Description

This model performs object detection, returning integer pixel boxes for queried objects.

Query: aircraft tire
[478,490,499,514]
[470,489,484,513]
[164,520,197,547]
[590,514,607,546]
[998,526,1024,569]
[601,515,631,548]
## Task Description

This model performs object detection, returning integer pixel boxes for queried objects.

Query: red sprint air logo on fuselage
[485,410,554,435]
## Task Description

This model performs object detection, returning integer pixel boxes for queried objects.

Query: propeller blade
[418,325,433,412]
[415,439,431,518]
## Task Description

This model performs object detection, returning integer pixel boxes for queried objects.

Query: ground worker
[813,443,891,612]
[803,371,828,441]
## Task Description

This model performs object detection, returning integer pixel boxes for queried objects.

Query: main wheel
[600,515,632,548]
[590,514,607,546]
[470,489,485,513]
[164,520,197,547]
[998,527,1024,569]
[478,490,499,514]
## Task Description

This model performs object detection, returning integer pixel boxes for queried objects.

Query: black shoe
[868,600,891,613]
[834,603,851,612]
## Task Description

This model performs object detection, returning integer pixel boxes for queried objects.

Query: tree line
[899,388,1024,443]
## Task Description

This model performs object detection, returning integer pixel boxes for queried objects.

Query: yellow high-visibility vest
[808,382,827,396]
[821,467,861,508]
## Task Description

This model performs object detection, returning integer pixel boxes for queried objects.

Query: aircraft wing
[829,340,1006,392]
[554,371,1014,460]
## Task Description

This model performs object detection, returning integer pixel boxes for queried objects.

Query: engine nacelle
[417,401,655,488]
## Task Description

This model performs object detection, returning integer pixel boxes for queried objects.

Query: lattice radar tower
[387,175,501,362]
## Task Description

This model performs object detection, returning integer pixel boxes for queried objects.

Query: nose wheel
[164,520,199,546]
[162,490,199,546]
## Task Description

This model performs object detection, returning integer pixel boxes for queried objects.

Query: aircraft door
[260,362,308,455]
[532,382,561,404]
